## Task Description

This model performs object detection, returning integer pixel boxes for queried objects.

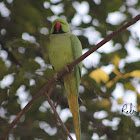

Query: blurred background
[0,0,140,140]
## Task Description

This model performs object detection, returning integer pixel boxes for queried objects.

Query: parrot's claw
[54,73,59,81]
[65,63,74,72]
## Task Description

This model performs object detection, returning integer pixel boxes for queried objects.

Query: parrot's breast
[49,33,74,72]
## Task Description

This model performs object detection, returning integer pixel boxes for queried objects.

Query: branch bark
[43,93,74,140]
[1,14,140,140]
[68,14,140,69]
[1,80,55,140]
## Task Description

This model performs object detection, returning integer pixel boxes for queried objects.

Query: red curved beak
[55,22,61,33]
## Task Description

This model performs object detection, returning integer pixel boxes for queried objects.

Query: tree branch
[68,14,140,69]
[1,80,55,140]
[1,14,140,140]
[43,93,74,140]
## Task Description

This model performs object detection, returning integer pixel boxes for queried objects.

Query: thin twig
[1,14,140,140]
[43,93,74,140]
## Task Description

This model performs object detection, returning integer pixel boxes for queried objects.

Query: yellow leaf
[106,81,114,88]
[124,83,140,97]
[89,68,109,84]
[117,97,123,104]
[138,105,140,112]
[112,55,120,68]
[129,70,140,78]
[106,76,119,88]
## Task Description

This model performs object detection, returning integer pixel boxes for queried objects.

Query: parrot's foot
[54,73,59,81]
[54,73,64,83]
[65,63,74,72]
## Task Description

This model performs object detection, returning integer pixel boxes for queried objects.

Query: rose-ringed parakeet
[48,18,82,140]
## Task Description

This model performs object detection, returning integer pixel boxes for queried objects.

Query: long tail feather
[67,93,81,140]
[63,74,81,140]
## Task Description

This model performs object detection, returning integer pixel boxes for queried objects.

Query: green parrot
[48,18,82,140]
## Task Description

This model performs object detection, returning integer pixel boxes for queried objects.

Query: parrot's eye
[60,22,64,25]
[60,22,66,25]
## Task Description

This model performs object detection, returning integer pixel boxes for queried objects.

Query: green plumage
[48,19,82,140]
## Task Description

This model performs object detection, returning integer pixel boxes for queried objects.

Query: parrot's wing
[70,34,82,92]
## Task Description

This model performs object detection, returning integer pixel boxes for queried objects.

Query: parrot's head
[50,19,70,34]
